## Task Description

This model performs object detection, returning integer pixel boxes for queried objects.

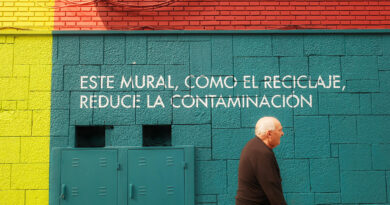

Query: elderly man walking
[236,116,287,205]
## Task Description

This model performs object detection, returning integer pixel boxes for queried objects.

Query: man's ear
[266,130,271,138]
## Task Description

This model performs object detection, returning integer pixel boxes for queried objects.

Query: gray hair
[255,116,276,137]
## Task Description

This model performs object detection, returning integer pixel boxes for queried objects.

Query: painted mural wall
[0,0,54,203]
[49,33,390,205]
[0,35,52,204]
[0,1,390,205]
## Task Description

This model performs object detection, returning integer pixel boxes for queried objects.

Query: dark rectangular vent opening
[143,125,171,146]
[75,126,106,147]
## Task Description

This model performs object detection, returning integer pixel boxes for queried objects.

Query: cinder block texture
[49,34,390,205]
[378,56,390,70]
[135,91,172,124]
[310,158,340,192]
[280,57,308,76]
[212,35,233,75]
[339,144,371,170]
[309,56,341,79]
[11,164,49,189]
[195,148,211,161]
[148,41,189,65]
[104,35,125,65]
[294,116,329,158]
[26,190,49,205]
[357,116,390,143]
[341,56,378,80]
[21,137,50,163]
[218,194,235,205]
[56,36,79,64]
[227,160,239,195]
[304,35,345,55]
[372,93,390,114]
[30,65,52,91]
[273,128,294,159]
[212,107,240,128]
[234,57,278,79]
[14,36,52,65]
[315,193,340,204]
[0,111,32,136]
[273,35,304,56]
[341,171,386,203]
[64,65,100,91]
[32,110,51,136]
[196,195,217,203]
[0,190,25,205]
[190,41,211,75]
[93,92,137,125]
[346,79,379,93]
[195,160,226,194]
[379,71,390,92]
[80,36,103,65]
[372,144,390,170]
[173,125,211,147]
[69,91,93,125]
[241,106,293,128]
[212,128,253,159]
[329,116,357,143]
[50,109,69,136]
[0,137,21,163]
[345,35,382,56]
[0,164,11,189]
[286,193,314,205]
[359,93,372,114]
[173,104,211,124]
[233,35,272,56]
[106,125,142,146]
[126,36,147,64]
[0,78,29,101]
[279,159,310,192]
[29,92,51,110]
[0,35,52,205]
[319,93,359,114]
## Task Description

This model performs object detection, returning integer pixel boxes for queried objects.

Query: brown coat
[236,137,287,205]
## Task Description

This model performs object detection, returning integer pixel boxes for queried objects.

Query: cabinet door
[128,149,185,205]
[60,150,118,205]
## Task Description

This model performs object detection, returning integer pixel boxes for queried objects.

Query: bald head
[255,116,279,138]
[255,116,284,149]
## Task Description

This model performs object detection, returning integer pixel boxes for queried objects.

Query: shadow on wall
[53,0,375,30]
[94,0,182,30]
[55,0,191,30]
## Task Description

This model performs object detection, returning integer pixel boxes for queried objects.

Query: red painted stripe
[54,0,390,30]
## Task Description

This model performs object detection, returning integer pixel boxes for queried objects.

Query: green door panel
[128,149,185,205]
[60,150,118,205]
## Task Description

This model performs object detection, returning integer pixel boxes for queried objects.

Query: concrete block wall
[0,1,389,205]
[50,33,390,205]
[0,35,52,205]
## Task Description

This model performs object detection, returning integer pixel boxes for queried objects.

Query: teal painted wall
[50,33,390,205]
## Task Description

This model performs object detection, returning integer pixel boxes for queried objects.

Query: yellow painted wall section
[0,0,54,33]
[0,35,52,205]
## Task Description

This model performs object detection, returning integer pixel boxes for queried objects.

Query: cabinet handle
[129,184,134,199]
[60,184,66,200]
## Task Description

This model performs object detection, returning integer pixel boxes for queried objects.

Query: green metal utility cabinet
[50,147,195,205]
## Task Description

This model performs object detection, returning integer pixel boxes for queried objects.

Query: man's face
[268,121,284,148]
